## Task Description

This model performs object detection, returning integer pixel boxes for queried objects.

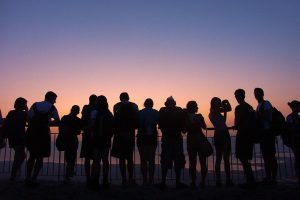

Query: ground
[0,179,299,200]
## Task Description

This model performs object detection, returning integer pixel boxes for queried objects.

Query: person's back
[111,92,139,186]
[25,91,59,185]
[138,107,159,141]
[235,102,256,132]
[81,104,94,132]
[5,109,27,147]
[59,114,81,148]
[114,101,138,133]
[92,109,114,148]
[159,106,184,140]
[157,96,186,189]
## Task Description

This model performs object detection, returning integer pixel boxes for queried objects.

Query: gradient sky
[1,0,299,126]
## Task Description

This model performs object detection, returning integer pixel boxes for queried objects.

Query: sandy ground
[0,178,299,200]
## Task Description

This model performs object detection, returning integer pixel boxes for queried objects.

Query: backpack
[259,101,286,137]
[271,106,286,137]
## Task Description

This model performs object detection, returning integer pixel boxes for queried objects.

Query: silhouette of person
[157,96,186,190]
[80,94,97,186]
[3,97,28,181]
[137,98,159,186]
[286,100,300,185]
[111,92,139,187]
[234,89,256,188]
[209,97,233,187]
[25,91,60,186]
[254,88,277,184]
[89,95,114,189]
[185,101,208,189]
[0,109,4,149]
[0,109,2,125]
[59,105,81,182]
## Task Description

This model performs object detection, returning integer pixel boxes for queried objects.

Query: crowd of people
[0,88,299,191]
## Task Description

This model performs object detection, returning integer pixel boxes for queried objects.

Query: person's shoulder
[242,102,254,111]
[82,104,89,111]
[286,114,293,121]
[195,113,204,118]
[61,115,68,121]
[263,100,272,108]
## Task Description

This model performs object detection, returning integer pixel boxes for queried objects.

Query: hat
[166,96,175,102]
[165,96,176,106]
[288,100,300,110]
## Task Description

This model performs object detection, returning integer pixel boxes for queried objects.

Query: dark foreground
[0,179,299,200]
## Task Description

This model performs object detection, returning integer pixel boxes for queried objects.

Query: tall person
[111,92,139,187]
[80,94,97,186]
[26,91,60,186]
[209,97,233,187]
[234,89,256,188]
[254,88,277,184]
[157,96,186,190]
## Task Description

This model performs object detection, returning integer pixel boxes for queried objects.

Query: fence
[0,129,295,185]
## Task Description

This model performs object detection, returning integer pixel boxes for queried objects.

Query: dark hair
[254,88,264,95]
[96,95,108,110]
[70,105,80,115]
[89,94,97,105]
[144,98,153,108]
[120,92,129,101]
[186,101,198,113]
[234,89,245,98]
[14,97,27,110]
[210,97,221,109]
[45,91,57,100]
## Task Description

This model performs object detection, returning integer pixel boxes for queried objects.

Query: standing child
[3,97,28,181]
[59,105,81,182]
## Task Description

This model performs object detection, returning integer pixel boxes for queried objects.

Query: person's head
[70,105,80,116]
[164,96,176,107]
[96,95,108,110]
[210,97,222,110]
[144,98,154,108]
[14,97,28,110]
[119,92,129,102]
[288,100,300,113]
[254,88,264,102]
[45,91,57,104]
[234,89,245,104]
[186,101,198,114]
[89,94,97,105]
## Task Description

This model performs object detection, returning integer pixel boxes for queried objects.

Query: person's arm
[233,107,239,130]
[262,101,272,124]
[199,114,207,129]
[50,107,60,126]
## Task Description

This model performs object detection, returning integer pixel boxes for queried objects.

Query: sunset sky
[0,0,299,126]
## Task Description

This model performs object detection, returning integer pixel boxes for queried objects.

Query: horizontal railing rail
[0,128,295,185]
